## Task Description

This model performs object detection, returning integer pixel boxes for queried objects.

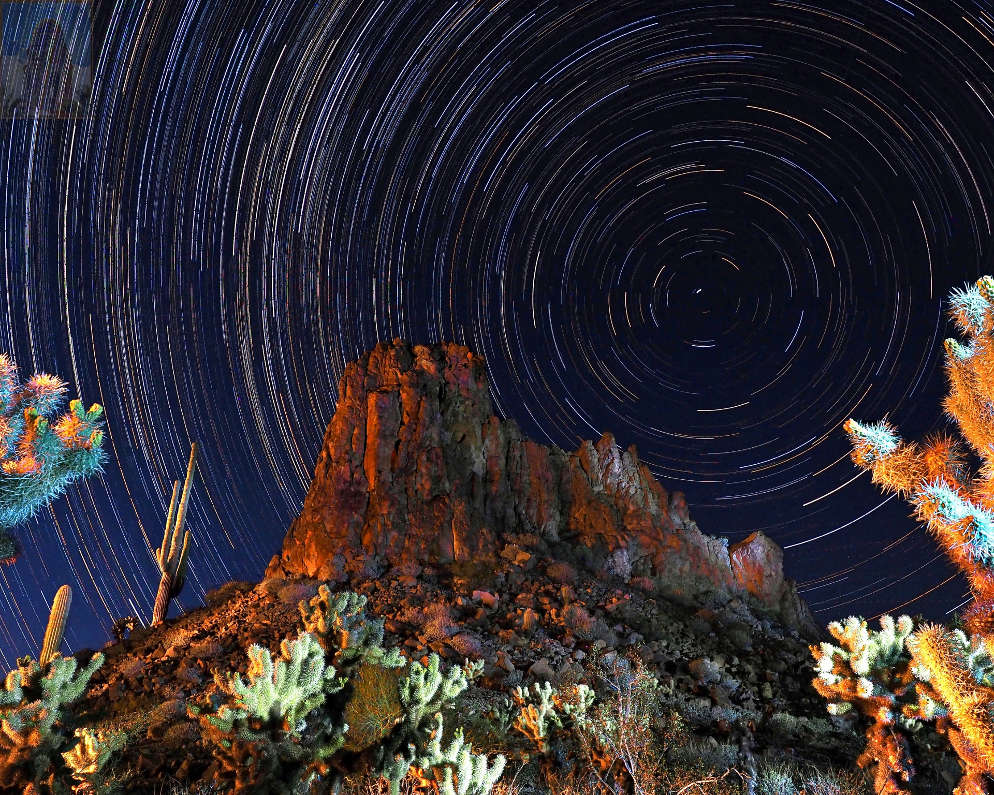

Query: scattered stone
[472,590,499,608]
[689,657,722,686]
[528,658,555,682]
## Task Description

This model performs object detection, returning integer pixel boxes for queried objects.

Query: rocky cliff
[266,339,817,638]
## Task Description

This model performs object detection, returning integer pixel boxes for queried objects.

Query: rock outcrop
[266,340,818,638]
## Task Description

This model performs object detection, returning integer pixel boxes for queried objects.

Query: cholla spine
[151,442,197,626]
[40,584,72,668]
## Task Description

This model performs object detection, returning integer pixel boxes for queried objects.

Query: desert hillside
[2,342,963,794]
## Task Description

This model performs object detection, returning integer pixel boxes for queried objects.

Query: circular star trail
[0,0,991,662]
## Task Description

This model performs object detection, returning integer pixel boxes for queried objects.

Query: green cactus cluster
[509,680,596,761]
[299,584,405,671]
[374,654,501,795]
[191,631,349,793]
[193,588,507,795]
[0,651,106,791]
[61,725,129,794]
[408,713,506,795]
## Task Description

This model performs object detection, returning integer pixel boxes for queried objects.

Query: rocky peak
[266,340,818,638]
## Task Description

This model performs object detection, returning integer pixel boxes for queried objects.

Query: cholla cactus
[0,651,104,787]
[409,713,506,795]
[0,356,105,558]
[205,632,344,736]
[809,615,922,793]
[844,276,994,637]
[511,682,562,755]
[193,631,348,791]
[298,585,405,673]
[907,626,994,794]
[842,276,994,790]
[377,653,480,795]
[398,653,472,732]
[62,726,129,794]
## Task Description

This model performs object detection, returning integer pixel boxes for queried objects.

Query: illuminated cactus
[510,681,562,755]
[377,655,487,795]
[809,615,924,793]
[191,631,348,792]
[0,651,104,787]
[842,275,994,791]
[409,713,506,795]
[40,584,72,668]
[0,355,105,559]
[62,726,129,794]
[151,442,197,626]
[907,626,994,795]
[298,585,405,672]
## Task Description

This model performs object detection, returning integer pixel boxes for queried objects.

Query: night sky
[0,0,990,666]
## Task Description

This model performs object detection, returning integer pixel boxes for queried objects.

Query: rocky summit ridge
[266,339,818,639]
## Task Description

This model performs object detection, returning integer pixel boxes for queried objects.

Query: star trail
[0,0,990,664]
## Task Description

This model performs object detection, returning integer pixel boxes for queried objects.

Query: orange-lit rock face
[267,339,818,637]
[729,531,785,604]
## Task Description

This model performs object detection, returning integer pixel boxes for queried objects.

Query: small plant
[0,355,105,558]
[571,657,663,795]
[510,681,563,756]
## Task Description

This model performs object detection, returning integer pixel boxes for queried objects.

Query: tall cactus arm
[151,442,197,626]
[39,585,71,667]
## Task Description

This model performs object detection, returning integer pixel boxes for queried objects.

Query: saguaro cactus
[40,584,71,667]
[151,442,197,626]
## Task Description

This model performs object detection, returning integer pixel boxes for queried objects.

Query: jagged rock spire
[267,339,817,637]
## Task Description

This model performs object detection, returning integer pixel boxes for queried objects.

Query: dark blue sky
[0,0,989,665]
